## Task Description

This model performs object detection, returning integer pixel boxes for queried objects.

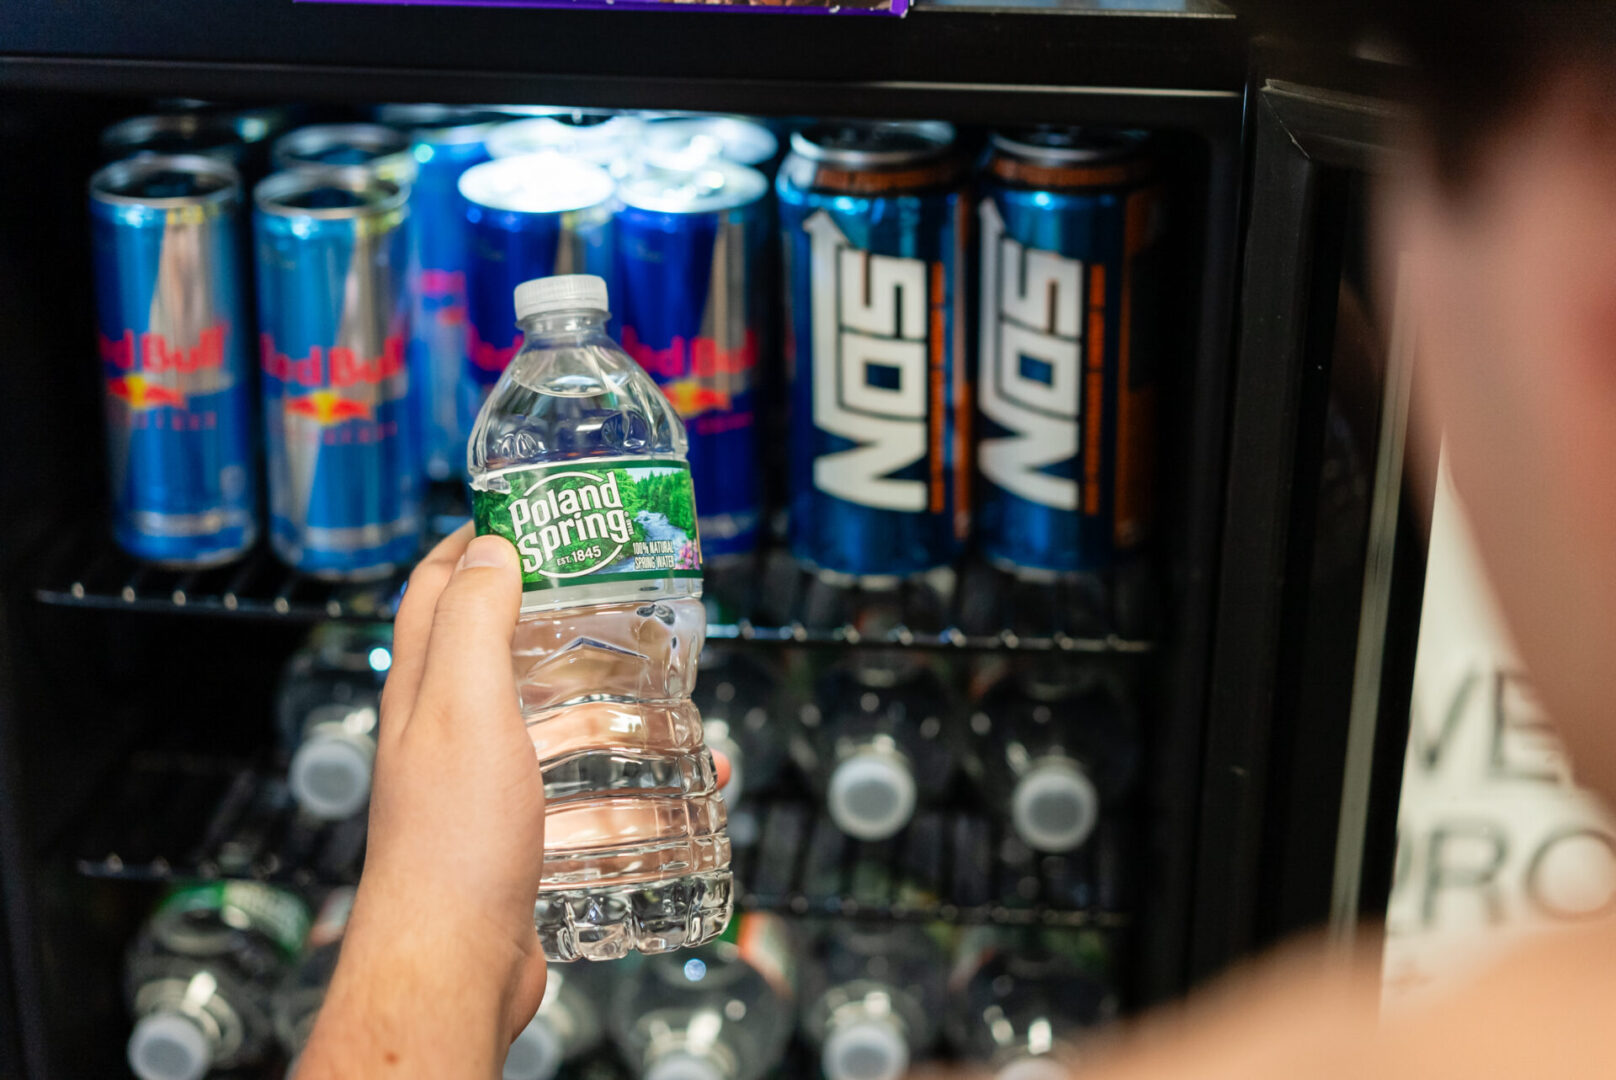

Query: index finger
[380,522,474,735]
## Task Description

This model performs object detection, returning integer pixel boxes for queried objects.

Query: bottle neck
[519,309,610,340]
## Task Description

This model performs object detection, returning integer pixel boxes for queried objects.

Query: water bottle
[694,647,787,805]
[962,662,1137,854]
[272,887,354,1074]
[612,914,795,1080]
[125,882,310,1080]
[276,624,392,822]
[797,656,956,841]
[504,961,614,1080]
[468,273,729,960]
[950,929,1118,1080]
[801,923,947,1080]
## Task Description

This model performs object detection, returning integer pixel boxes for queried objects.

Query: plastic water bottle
[801,923,947,1080]
[612,914,795,1080]
[798,656,956,841]
[951,929,1118,1080]
[504,961,614,1080]
[694,647,787,806]
[272,887,354,1075]
[276,625,392,822]
[468,273,729,961]
[963,662,1137,854]
[125,882,310,1080]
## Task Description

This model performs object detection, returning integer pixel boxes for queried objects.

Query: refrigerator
[0,5,1422,1077]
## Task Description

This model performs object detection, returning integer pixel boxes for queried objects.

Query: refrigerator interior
[0,70,1242,1079]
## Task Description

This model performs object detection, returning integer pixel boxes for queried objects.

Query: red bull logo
[99,325,228,377]
[260,334,407,390]
[620,326,756,418]
[468,327,523,379]
[285,390,375,425]
[105,374,189,411]
[417,269,467,302]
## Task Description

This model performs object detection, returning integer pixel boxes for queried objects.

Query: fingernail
[458,535,514,571]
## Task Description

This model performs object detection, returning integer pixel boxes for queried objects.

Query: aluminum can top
[458,153,615,215]
[90,153,241,215]
[618,160,768,215]
[273,123,418,186]
[642,115,778,170]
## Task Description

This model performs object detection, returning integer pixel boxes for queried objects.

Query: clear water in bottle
[468,273,729,961]
[801,922,947,1080]
[125,882,310,1080]
[612,915,795,1080]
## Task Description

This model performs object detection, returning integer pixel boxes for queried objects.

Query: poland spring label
[473,458,702,603]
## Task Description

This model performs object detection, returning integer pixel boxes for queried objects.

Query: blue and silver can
[457,153,615,440]
[254,166,421,580]
[272,124,419,188]
[90,155,259,567]
[977,128,1163,578]
[777,121,970,582]
[641,115,778,171]
[375,105,508,481]
[99,113,251,172]
[485,111,643,175]
[616,161,769,562]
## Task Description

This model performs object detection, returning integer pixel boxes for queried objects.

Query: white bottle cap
[514,274,609,322]
[827,751,917,841]
[127,1011,212,1080]
[504,1015,564,1080]
[995,1056,1068,1080]
[1011,759,1099,853]
[288,735,374,822]
[822,1018,910,1080]
[646,1051,726,1080]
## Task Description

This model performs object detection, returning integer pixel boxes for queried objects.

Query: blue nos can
[90,155,259,567]
[375,105,507,481]
[977,128,1164,578]
[254,166,422,580]
[616,161,770,562]
[458,154,615,442]
[777,122,970,582]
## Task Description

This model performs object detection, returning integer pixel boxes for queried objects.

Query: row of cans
[92,106,1164,582]
[90,105,778,578]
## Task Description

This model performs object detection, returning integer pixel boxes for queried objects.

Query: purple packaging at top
[299,0,908,15]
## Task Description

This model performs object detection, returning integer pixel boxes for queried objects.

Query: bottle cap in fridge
[289,733,375,822]
[503,1015,564,1080]
[826,750,916,841]
[822,1018,910,1080]
[515,274,609,322]
[127,1011,213,1080]
[995,1056,1069,1080]
[646,1051,726,1080]
[1011,759,1099,854]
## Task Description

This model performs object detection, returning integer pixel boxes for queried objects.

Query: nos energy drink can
[375,105,507,481]
[90,155,258,567]
[977,128,1164,578]
[254,166,421,580]
[458,154,615,440]
[778,122,970,582]
[616,161,769,562]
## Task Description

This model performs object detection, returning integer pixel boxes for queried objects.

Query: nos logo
[806,209,931,512]
[977,199,1084,511]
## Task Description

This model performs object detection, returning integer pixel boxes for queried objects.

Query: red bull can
[375,105,508,481]
[485,111,643,174]
[615,160,770,563]
[641,115,778,171]
[778,121,971,582]
[100,113,252,172]
[271,124,419,188]
[977,128,1164,578]
[458,154,615,442]
[254,166,422,580]
[90,155,259,568]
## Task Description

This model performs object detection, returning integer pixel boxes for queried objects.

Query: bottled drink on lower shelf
[798,656,956,841]
[125,882,311,1080]
[504,960,614,1080]
[963,662,1138,854]
[950,929,1119,1080]
[469,273,730,960]
[800,923,947,1080]
[276,625,392,822]
[694,648,787,805]
[612,914,795,1080]
[273,887,355,1073]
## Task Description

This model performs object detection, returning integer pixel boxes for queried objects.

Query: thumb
[415,533,524,729]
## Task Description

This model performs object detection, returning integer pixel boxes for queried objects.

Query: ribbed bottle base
[535,869,733,962]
